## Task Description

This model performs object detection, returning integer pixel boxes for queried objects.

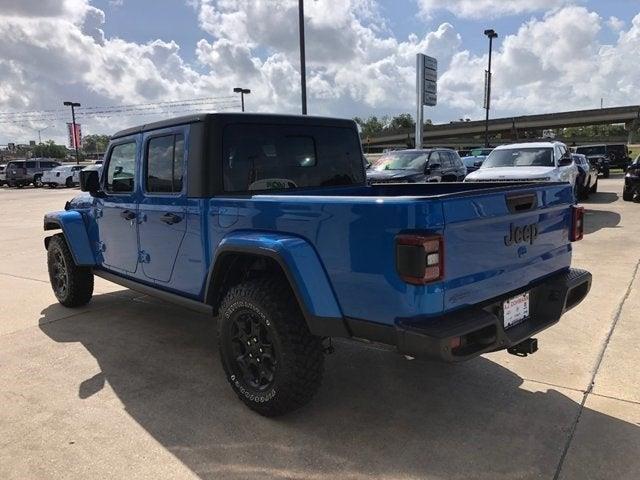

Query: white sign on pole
[416,53,438,148]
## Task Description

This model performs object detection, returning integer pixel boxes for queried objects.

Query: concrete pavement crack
[553,258,640,480]
[0,271,49,284]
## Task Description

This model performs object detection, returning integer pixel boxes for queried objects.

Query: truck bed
[201,181,575,327]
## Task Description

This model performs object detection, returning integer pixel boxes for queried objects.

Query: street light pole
[63,101,81,164]
[37,126,49,144]
[483,29,498,148]
[233,87,251,112]
[298,0,307,115]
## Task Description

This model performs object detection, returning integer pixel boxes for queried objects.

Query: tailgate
[441,183,573,312]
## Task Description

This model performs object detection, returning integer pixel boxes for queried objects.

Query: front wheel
[33,175,43,188]
[603,169,610,178]
[65,177,74,188]
[47,234,94,307]
[590,178,598,193]
[218,276,324,416]
[623,188,633,201]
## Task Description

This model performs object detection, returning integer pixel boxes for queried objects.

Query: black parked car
[574,144,630,171]
[367,148,466,184]
[572,153,598,199]
[623,155,640,202]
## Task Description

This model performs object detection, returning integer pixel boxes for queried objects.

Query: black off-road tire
[47,234,94,307]
[623,189,633,201]
[590,178,598,194]
[33,175,43,188]
[65,177,74,188]
[218,276,324,417]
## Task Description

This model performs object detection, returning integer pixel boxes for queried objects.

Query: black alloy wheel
[229,309,278,390]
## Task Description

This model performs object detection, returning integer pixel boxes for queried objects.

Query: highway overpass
[366,105,640,149]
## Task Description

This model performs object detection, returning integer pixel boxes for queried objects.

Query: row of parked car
[367,141,637,202]
[0,158,103,189]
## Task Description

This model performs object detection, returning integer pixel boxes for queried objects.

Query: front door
[138,131,187,283]
[95,139,139,274]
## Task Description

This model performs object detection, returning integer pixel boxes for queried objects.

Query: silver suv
[5,158,61,188]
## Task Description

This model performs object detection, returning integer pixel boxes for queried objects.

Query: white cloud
[417,0,579,19]
[608,16,625,32]
[0,0,639,145]
[439,6,640,119]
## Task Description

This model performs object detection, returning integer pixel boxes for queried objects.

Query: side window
[145,134,184,194]
[440,152,452,168]
[26,161,36,168]
[105,142,136,193]
[429,151,441,166]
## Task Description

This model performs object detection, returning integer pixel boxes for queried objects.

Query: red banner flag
[66,123,82,149]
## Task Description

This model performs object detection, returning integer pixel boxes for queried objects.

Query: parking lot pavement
[0,178,638,480]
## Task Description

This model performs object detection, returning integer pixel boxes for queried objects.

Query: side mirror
[559,157,573,166]
[80,169,101,194]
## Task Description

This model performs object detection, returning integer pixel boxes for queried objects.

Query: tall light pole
[233,87,251,112]
[483,29,498,148]
[63,101,81,164]
[36,125,52,144]
[298,0,307,115]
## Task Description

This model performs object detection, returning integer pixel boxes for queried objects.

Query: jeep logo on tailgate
[504,222,538,246]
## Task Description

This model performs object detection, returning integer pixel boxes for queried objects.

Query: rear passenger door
[138,129,187,283]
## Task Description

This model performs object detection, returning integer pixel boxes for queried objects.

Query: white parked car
[41,165,86,188]
[72,164,103,185]
[464,142,579,194]
[0,164,6,186]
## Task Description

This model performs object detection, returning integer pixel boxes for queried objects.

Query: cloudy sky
[0,0,639,145]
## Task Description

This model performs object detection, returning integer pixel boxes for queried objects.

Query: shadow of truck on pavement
[39,293,640,480]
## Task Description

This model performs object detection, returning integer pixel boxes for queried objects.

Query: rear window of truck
[222,124,365,192]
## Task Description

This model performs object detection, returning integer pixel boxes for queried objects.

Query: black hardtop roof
[111,112,357,139]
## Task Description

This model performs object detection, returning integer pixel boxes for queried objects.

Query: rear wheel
[218,276,324,416]
[47,234,94,307]
[65,177,73,188]
[623,188,633,201]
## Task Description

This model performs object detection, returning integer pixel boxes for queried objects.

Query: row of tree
[28,134,111,159]
[353,114,427,139]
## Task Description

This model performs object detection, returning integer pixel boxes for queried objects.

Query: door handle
[120,209,136,221]
[160,213,182,225]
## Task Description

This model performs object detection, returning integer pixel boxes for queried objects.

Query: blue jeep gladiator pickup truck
[44,113,591,416]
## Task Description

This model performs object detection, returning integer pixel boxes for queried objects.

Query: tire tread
[47,234,94,307]
[218,276,324,416]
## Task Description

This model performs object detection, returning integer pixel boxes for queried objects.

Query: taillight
[395,233,444,284]
[570,205,584,242]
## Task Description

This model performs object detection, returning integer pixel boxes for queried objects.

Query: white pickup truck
[41,165,86,188]
[464,142,579,196]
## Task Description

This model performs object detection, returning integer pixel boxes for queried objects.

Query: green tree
[82,134,110,154]
[354,116,385,138]
[388,113,415,131]
[32,140,67,159]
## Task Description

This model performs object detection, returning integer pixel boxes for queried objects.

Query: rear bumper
[348,268,591,362]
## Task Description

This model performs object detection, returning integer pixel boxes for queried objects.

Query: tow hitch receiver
[507,338,538,357]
